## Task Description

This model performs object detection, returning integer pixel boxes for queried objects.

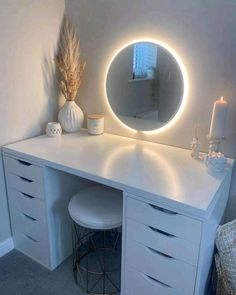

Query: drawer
[125,239,196,294]
[4,156,43,183]
[6,173,44,200]
[126,219,199,266]
[8,188,46,222]
[124,266,183,295]
[11,207,47,243]
[13,231,49,268]
[126,196,201,244]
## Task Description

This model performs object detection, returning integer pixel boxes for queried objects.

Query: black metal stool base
[72,222,121,295]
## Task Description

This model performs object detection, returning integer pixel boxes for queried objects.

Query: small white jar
[46,122,62,137]
[87,114,104,135]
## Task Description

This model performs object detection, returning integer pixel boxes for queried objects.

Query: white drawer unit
[6,173,45,200]
[125,266,183,295]
[125,239,196,294]
[13,231,50,267]
[10,206,47,246]
[4,153,90,270]
[8,188,46,222]
[123,180,232,295]
[123,196,199,295]
[4,156,44,183]
[126,218,199,266]
[4,155,50,268]
[126,196,202,244]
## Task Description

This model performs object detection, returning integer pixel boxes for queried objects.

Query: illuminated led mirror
[105,40,187,132]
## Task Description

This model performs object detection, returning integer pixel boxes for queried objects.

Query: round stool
[68,185,122,295]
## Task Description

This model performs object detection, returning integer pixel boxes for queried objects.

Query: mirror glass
[106,41,184,131]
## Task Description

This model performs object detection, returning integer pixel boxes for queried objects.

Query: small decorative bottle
[191,124,201,160]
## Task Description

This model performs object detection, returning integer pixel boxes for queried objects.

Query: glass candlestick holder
[206,135,225,154]
[205,136,227,172]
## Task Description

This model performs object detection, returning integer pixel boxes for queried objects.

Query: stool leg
[103,229,121,294]
[113,230,120,251]
[72,222,79,284]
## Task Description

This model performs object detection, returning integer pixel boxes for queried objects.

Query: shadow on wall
[42,52,60,123]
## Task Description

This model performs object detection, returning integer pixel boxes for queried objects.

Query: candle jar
[207,136,225,154]
[87,114,104,135]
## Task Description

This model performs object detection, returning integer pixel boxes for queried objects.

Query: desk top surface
[3,131,234,219]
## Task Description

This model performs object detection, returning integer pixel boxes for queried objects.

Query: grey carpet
[0,250,86,295]
[0,250,213,295]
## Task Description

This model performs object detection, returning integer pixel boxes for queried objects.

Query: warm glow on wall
[104,38,189,134]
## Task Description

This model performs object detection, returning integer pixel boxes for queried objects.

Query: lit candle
[209,96,228,138]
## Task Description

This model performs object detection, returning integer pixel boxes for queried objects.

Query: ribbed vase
[58,101,84,132]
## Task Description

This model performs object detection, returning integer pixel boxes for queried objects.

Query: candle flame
[220,96,224,101]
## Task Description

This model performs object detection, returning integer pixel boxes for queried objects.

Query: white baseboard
[0,238,14,257]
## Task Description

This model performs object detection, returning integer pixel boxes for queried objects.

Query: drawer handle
[22,213,37,221]
[148,226,175,238]
[21,192,35,199]
[147,246,174,260]
[143,273,172,288]
[24,234,38,243]
[149,204,177,215]
[17,159,32,167]
[19,176,33,183]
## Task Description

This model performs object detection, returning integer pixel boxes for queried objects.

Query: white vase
[58,101,84,132]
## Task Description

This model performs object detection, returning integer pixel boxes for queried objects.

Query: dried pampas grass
[55,18,86,101]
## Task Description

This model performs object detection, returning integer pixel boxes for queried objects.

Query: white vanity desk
[3,131,234,295]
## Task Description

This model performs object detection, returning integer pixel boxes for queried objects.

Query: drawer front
[126,196,201,244]
[6,173,44,200]
[13,231,49,268]
[125,239,196,294]
[11,207,47,244]
[126,219,199,266]
[4,156,43,183]
[8,188,46,222]
[125,267,183,295]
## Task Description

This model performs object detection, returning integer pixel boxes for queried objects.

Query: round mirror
[106,41,186,132]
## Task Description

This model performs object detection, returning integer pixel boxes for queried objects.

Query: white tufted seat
[68,185,122,230]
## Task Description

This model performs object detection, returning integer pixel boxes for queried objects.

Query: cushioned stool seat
[68,185,122,230]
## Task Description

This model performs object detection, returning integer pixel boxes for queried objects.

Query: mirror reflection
[106,41,184,131]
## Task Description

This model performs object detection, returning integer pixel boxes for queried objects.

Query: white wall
[66,0,236,220]
[0,1,65,244]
